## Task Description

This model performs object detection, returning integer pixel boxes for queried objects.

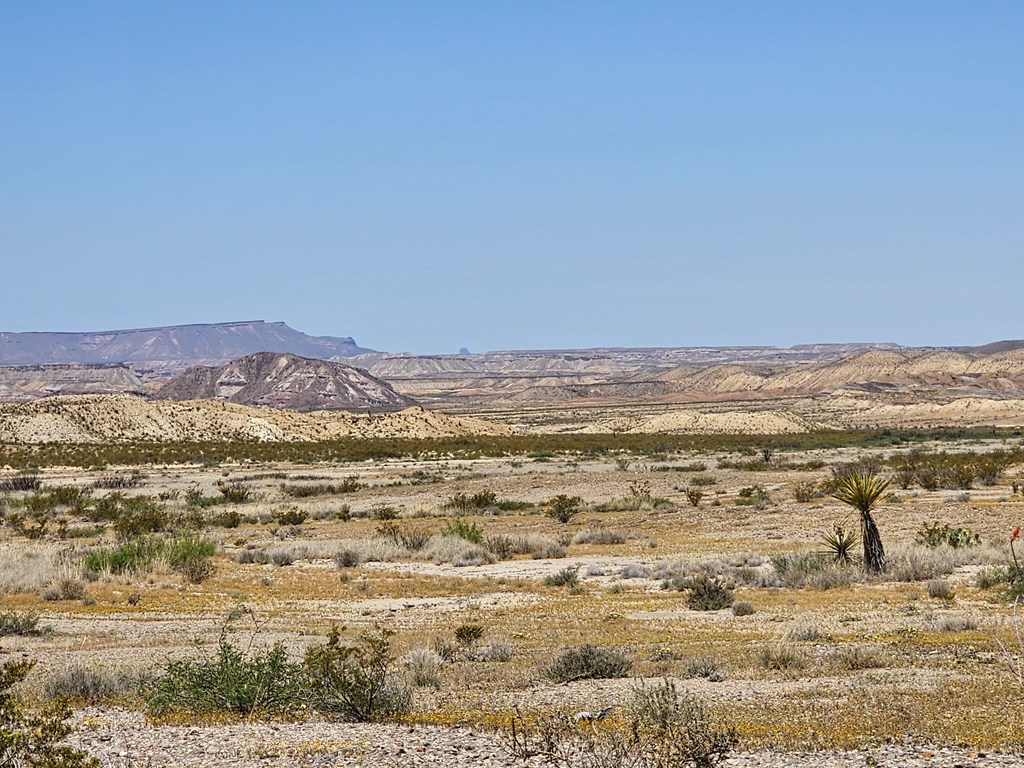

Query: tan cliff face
[0,395,512,444]
[154,352,415,412]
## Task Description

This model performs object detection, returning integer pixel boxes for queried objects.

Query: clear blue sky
[2,2,1021,353]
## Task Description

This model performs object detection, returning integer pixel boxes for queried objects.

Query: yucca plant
[831,471,890,573]
[822,523,857,565]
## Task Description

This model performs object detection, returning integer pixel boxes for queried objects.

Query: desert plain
[4,393,1024,767]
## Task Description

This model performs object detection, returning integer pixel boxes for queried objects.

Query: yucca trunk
[861,511,885,573]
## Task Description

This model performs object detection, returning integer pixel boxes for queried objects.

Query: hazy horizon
[3,3,1021,354]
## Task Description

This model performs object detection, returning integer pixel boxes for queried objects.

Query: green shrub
[281,479,361,497]
[681,575,734,611]
[542,566,580,588]
[446,490,498,512]
[273,507,308,526]
[217,483,253,503]
[0,611,47,636]
[689,475,717,486]
[83,536,164,576]
[442,518,483,544]
[545,494,583,524]
[545,644,632,682]
[302,625,411,722]
[165,534,217,583]
[685,488,704,507]
[142,633,304,717]
[0,658,99,768]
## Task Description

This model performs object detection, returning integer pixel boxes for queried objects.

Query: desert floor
[4,435,1024,766]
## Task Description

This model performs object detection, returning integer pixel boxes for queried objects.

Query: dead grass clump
[832,645,890,670]
[620,563,649,579]
[759,643,809,671]
[934,615,979,632]
[43,663,139,703]
[0,544,81,596]
[784,624,829,643]
[927,578,954,599]
[885,542,1001,583]
[732,601,755,617]
[421,535,494,566]
[572,527,627,546]
[400,649,444,688]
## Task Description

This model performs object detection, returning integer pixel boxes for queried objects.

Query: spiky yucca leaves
[831,472,890,573]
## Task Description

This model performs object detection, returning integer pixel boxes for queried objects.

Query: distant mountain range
[0,321,371,371]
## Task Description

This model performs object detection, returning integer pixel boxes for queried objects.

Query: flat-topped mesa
[0,320,372,370]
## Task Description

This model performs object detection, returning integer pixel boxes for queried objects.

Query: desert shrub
[629,679,738,767]
[0,474,41,492]
[543,566,580,588]
[445,490,498,513]
[472,640,514,663]
[546,644,631,682]
[143,634,304,717]
[731,601,755,617]
[302,625,411,722]
[784,624,827,643]
[885,544,957,582]
[485,534,530,559]
[571,527,626,546]
[216,482,253,503]
[936,615,979,632]
[620,563,649,579]
[82,537,164,576]
[770,551,835,588]
[833,645,890,670]
[917,520,980,549]
[39,577,86,602]
[529,540,567,559]
[689,475,717,486]
[335,549,362,568]
[442,517,483,544]
[545,494,583,524]
[372,505,399,521]
[454,623,485,646]
[759,643,808,671]
[43,664,137,703]
[210,509,243,528]
[683,657,723,679]
[793,479,822,503]
[0,610,47,636]
[927,578,954,599]
[273,507,308,526]
[166,534,217,583]
[685,488,704,507]
[113,505,171,540]
[281,478,361,497]
[92,474,143,490]
[0,658,100,768]
[680,575,734,611]
[400,649,444,688]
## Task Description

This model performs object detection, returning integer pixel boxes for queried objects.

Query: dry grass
[4,442,1024,750]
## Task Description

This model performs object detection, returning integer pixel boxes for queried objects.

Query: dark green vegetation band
[1,427,1021,469]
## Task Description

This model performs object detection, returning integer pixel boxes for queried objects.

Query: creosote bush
[545,644,631,683]
[0,658,100,768]
[302,624,411,722]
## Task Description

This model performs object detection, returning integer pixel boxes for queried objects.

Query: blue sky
[2,2,1021,353]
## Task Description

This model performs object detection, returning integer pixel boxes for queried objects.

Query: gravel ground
[71,709,1024,768]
